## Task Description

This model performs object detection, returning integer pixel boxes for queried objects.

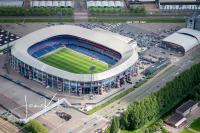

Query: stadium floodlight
[89,66,96,94]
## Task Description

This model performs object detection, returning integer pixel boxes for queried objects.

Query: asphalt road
[74,46,200,133]
[96,46,200,118]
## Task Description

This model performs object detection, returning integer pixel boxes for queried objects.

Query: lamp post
[89,66,96,94]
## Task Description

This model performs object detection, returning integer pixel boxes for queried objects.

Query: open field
[40,48,109,74]
[0,18,73,23]
[89,17,185,23]
[181,129,194,133]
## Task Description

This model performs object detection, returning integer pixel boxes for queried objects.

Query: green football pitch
[39,48,109,74]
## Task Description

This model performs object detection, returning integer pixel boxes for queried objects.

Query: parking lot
[0,76,53,119]
[38,106,107,133]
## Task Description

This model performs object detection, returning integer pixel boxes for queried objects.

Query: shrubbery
[24,120,48,133]
[0,7,73,16]
[88,6,146,15]
[144,120,164,133]
[129,5,146,14]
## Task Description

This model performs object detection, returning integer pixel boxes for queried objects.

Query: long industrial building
[10,25,138,95]
[158,0,200,11]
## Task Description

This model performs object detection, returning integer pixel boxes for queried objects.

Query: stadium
[10,25,138,95]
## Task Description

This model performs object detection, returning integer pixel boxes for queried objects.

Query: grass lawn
[181,129,195,133]
[39,48,109,74]
[89,17,185,23]
[0,18,73,23]
[190,117,200,131]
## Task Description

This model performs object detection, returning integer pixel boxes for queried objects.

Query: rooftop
[165,113,186,126]
[176,100,198,113]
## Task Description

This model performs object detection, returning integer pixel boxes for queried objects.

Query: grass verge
[181,129,195,133]
[86,77,151,115]
[86,87,135,115]
[89,17,185,23]
[0,18,73,23]
[190,117,200,131]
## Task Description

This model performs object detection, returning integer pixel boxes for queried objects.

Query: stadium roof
[11,25,138,82]
[162,28,200,52]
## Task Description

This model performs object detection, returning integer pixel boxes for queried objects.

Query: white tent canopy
[31,0,73,7]
[163,28,200,52]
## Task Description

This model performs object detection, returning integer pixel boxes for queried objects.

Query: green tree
[110,117,119,133]
[24,120,48,133]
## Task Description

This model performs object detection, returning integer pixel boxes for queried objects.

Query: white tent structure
[162,28,200,54]
[31,0,73,7]
[87,0,124,8]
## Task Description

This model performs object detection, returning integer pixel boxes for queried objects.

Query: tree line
[88,6,146,16]
[109,63,200,133]
[0,7,73,16]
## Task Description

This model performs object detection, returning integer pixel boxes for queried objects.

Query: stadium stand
[28,35,120,65]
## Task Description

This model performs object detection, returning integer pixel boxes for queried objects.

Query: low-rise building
[158,0,200,11]
[165,113,187,128]
[143,58,170,76]
[176,100,198,117]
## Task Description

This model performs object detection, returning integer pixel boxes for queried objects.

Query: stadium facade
[10,25,138,95]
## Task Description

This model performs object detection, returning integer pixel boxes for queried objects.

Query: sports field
[39,48,109,74]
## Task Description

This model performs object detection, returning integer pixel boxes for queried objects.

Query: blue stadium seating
[28,35,119,64]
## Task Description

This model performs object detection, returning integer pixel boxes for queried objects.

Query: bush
[24,120,48,133]
[144,120,164,133]
[0,7,73,16]
[129,5,146,14]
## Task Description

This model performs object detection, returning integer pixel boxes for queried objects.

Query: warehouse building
[161,28,200,54]
[158,0,200,11]
[165,100,199,128]
[165,113,187,128]
[176,100,198,117]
